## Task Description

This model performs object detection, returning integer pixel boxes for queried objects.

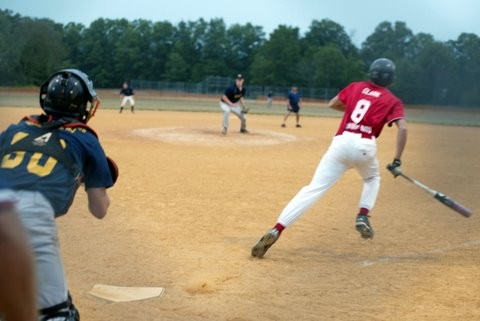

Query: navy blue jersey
[287,91,301,108]
[222,84,246,103]
[0,116,113,216]
[120,86,134,96]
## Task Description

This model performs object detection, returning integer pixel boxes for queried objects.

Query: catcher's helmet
[369,58,396,87]
[40,69,99,123]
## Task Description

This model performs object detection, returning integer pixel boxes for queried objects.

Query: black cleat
[355,215,374,239]
[251,228,280,258]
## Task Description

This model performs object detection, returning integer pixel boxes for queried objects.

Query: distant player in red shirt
[252,58,408,258]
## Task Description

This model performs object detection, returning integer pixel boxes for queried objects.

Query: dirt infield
[1,107,480,321]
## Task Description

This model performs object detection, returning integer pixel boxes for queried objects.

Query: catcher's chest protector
[0,117,97,177]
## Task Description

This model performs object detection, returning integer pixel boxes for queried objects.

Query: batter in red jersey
[252,58,408,258]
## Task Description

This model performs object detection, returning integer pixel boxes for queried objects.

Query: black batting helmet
[39,69,99,123]
[369,58,396,87]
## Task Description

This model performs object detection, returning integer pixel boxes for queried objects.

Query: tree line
[1,9,479,106]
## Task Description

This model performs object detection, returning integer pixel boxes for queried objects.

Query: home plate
[89,284,165,302]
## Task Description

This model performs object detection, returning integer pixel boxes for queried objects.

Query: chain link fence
[132,76,339,101]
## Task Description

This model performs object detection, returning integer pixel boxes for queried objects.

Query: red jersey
[335,81,404,138]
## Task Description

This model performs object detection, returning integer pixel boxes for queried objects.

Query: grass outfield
[1,88,479,127]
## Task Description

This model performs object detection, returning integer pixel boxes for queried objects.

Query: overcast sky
[2,0,479,46]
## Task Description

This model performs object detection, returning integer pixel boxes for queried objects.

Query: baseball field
[1,91,480,320]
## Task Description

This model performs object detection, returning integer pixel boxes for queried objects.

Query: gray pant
[219,101,246,131]
[15,191,69,310]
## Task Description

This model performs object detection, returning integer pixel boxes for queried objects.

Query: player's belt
[341,130,375,139]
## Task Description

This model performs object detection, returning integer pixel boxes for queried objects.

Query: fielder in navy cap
[219,73,249,134]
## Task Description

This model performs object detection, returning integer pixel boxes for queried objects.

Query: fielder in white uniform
[119,81,135,113]
[252,58,408,258]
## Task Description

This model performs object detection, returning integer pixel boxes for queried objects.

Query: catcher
[0,183,37,321]
[0,69,118,320]
[219,74,249,135]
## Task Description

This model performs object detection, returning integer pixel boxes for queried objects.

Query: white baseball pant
[219,101,246,131]
[277,131,380,227]
[121,96,135,107]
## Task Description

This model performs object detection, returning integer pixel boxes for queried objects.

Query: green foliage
[304,19,358,58]
[165,52,189,81]
[225,23,265,77]
[361,21,416,66]
[0,9,479,106]
[308,45,364,89]
[0,11,67,85]
[250,25,301,86]
[0,10,21,84]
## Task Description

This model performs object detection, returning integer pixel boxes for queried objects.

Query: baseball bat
[398,172,472,218]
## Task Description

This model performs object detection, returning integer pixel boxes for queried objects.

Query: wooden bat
[398,172,472,218]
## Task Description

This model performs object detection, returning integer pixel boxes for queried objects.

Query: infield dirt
[1,107,479,321]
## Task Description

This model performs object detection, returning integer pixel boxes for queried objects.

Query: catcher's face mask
[40,69,100,124]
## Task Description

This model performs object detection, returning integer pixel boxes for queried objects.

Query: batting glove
[386,158,402,178]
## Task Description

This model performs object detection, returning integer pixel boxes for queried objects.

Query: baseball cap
[236,74,244,80]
